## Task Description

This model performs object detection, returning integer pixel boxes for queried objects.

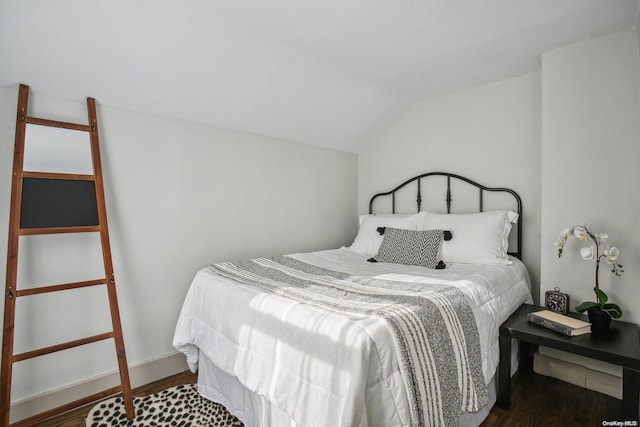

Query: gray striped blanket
[210,256,488,426]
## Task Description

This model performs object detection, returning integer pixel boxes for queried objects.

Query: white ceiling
[1,1,639,153]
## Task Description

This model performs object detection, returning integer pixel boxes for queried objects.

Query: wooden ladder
[0,84,134,426]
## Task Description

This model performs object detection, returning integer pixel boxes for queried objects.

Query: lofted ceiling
[1,1,639,153]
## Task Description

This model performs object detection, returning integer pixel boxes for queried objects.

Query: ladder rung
[15,278,107,297]
[26,117,91,132]
[20,225,101,235]
[13,332,115,362]
[22,171,95,181]
[10,385,123,427]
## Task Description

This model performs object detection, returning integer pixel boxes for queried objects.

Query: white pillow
[357,213,419,227]
[350,213,426,256]
[421,210,518,265]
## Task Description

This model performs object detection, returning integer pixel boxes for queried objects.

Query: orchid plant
[555,225,624,318]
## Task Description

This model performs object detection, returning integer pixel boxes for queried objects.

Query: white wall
[358,73,542,299]
[3,24,639,408]
[637,11,640,55]
[540,28,640,324]
[359,28,640,323]
[357,25,640,396]
[0,85,358,402]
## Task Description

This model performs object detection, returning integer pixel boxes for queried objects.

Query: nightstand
[497,303,640,421]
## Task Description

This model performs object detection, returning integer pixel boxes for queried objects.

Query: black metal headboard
[368,172,522,259]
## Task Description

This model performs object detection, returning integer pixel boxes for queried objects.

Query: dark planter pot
[588,307,612,335]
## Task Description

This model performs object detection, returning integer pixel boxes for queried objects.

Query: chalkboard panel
[20,178,99,228]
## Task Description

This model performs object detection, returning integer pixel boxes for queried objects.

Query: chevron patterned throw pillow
[372,227,447,268]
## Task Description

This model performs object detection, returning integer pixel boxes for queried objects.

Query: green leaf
[594,287,608,306]
[575,301,598,313]
[603,303,623,319]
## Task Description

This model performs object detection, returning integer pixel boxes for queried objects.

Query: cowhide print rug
[86,383,244,426]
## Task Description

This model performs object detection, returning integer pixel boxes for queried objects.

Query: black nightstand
[497,303,640,421]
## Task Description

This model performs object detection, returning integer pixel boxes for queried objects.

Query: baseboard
[10,351,190,423]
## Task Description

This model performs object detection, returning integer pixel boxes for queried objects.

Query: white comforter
[173,248,531,427]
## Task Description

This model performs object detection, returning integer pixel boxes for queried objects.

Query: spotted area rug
[86,384,244,426]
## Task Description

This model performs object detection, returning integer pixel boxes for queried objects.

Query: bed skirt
[194,343,519,427]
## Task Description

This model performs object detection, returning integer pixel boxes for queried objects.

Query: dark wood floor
[481,371,623,426]
[29,370,622,426]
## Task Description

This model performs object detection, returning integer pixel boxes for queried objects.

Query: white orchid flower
[605,246,620,264]
[573,227,587,241]
[580,245,595,260]
[560,227,572,239]
[556,225,624,318]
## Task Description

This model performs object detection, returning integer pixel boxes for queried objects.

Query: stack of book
[527,309,591,336]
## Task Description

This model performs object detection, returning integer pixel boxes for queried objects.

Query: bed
[173,172,532,427]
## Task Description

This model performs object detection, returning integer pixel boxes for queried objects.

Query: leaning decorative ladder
[0,84,134,426]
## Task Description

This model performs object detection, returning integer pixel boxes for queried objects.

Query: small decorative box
[545,287,570,314]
